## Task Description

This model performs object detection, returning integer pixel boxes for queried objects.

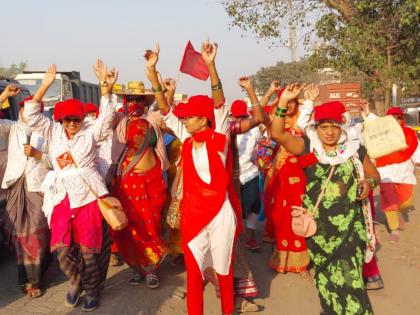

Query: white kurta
[163,104,236,275]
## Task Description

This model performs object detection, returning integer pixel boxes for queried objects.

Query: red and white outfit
[163,96,241,315]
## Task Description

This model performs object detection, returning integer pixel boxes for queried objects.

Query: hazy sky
[2,0,305,102]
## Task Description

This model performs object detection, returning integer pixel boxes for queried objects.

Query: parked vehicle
[15,71,99,116]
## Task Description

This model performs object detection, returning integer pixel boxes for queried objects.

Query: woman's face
[181,116,208,134]
[316,122,342,146]
[126,95,145,116]
[62,116,84,136]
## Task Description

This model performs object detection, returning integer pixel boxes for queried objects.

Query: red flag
[179,41,209,81]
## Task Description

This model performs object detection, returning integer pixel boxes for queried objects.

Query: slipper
[365,275,384,290]
[237,299,259,313]
[26,288,42,298]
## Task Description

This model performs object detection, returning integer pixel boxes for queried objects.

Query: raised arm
[297,83,319,132]
[164,78,176,107]
[145,44,171,115]
[24,65,56,137]
[0,84,20,135]
[237,76,269,133]
[271,83,305,155]
[91,59,117,142]
[260,81,282,108]
[201,41,225,107]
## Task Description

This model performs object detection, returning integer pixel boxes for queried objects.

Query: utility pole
[287,0,297,62]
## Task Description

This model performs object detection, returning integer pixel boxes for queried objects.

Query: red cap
[84,103,99,117]
[53,102,63,122]
[314,101,346,124]
[230,100,248,118]
[19,96,44,113]
[58,99,85,119]
[173,95,215,122]
[387,106,404,116]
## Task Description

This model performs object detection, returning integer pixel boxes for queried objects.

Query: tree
[223,0,420,115]
[0,62,27,79]
[251,58,340,95]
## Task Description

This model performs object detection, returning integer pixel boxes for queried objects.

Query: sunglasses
[63,116,83,124]
[126,96,145,102]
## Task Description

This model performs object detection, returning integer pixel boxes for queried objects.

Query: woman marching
[24,62,117,312]
[271,84,379,315]
[145,41,243,315]
[0,85,52,298]
[110,79,170,288]
[260,83,314,277]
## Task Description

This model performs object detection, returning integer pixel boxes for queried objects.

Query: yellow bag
[97,197,128,231]
[363,115,407,159]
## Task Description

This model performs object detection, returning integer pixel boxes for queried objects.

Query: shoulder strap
[311,165,335,214]
[121,125,152,178]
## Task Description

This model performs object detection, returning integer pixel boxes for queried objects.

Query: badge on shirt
[56,151,75,169]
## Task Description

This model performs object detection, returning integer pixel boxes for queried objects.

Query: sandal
[235,297,259,313]
[26,288,42,298]
[82,294,99,312]
[128,271,144,285]
[365,275,384,290]
[65,289,81,308]
[145,273,160,289]
[389,231,399,243]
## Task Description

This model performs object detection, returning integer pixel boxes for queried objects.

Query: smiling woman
[22,61,118,312]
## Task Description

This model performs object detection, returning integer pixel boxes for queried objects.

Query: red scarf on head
[181,129,242,244]
[376,124,418,167]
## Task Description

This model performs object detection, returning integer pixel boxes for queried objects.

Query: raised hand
[93,59,107,83]
[106,68,118,86]
[280,83,305,103]
[360,99,371,116]
[0,84,21,102]
[238,76,253,90]
[303,83,319,101]
[269,81,282,93]
[42,64,57,87]
[201,40,218,65]
[144,43,160,69]
[164,78,176,92]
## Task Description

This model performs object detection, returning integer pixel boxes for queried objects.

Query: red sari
[266,114,310,273]
[112,117,168,274]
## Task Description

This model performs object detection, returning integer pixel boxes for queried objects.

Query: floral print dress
[302,139,373,315]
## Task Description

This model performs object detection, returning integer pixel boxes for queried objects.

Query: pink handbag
[291,166,335,238]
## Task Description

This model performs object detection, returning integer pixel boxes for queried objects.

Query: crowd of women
[0,40,419,315]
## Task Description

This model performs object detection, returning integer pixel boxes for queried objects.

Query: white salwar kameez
[163,104,236,276]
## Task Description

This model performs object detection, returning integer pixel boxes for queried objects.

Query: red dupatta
[181,129,242,244]
[376,125,418,167]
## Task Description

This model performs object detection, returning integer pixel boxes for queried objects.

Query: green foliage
[0,62,27,79]
[223,0,420,109]
[251,58,338,94]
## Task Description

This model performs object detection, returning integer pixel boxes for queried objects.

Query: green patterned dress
[302,140,373,315]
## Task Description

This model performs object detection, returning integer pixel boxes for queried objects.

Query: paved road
[0,172,419,314]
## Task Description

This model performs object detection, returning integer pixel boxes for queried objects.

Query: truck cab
[15,72,73,117]
[15,71,100,117]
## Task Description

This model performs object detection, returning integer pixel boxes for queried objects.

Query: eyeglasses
[63,117,83,124]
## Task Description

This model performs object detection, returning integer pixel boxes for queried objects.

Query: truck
[318,82,361,119]
[15,71,100,116]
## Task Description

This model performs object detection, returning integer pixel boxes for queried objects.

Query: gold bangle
[152,85,163,93]
[211,81,223,91]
